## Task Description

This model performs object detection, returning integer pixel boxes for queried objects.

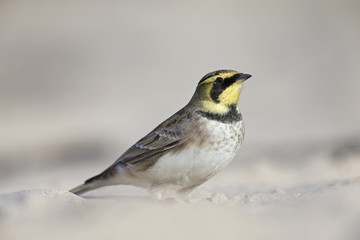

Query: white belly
[137,120,244,190]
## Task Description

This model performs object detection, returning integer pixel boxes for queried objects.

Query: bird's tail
[70,182,99,195]
[70,169,116,195]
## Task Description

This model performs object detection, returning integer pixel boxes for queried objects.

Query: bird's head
[191,69,251,114]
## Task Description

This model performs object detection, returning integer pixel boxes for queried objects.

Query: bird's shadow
[78,193,214,204]
[82,194,147,200]
[80,194,182,204]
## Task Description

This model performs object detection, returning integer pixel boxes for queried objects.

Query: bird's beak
[238,73,252,82]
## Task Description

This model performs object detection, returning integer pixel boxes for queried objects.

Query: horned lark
[70,69,251,200]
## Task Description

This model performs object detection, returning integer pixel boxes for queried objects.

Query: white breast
[137,119,245,190]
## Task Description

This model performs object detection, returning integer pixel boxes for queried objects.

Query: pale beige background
[0,1,360,240]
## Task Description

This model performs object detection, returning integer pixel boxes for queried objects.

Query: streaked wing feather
[109,107,192,168]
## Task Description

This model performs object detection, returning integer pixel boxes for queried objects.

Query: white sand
[1,180,360,240]
[1,141,360,240]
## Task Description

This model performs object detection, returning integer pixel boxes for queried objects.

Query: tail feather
[70,182,101,195]
[70,170,116,195]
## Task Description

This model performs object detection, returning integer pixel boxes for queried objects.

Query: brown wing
[108,106,194,171]
[80,106,202,187]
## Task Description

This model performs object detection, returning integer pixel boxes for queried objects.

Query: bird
[70,69,251,200]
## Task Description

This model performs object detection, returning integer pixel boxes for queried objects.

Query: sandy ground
[1,180,360,240]
[1,1,360,240]
[1,139,360,240]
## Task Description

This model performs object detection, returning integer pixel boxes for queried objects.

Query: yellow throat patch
[196,71,243,115]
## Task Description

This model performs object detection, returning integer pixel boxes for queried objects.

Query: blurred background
[1,0,360,191]
[1,1,360,240]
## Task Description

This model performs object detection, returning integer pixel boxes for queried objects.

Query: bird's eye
[215,77,224,84]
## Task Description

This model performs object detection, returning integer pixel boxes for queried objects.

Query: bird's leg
[176,185,200,203]
[149,184,169,201]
